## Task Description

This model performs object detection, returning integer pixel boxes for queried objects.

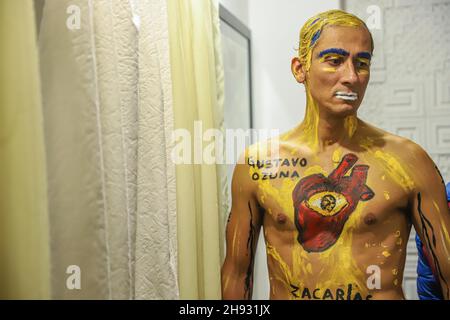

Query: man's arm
[408,143,450,299]
[221,153,263,300]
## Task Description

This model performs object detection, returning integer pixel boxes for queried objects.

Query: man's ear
[291,57,306,84]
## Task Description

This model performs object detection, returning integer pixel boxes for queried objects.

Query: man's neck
[295,107,359,153]
[315,113,357,150]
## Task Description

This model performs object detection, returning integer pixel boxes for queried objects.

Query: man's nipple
[276,213,287,224]
[364,212,377,226]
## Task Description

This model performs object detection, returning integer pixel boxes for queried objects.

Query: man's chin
[328,102,359,116]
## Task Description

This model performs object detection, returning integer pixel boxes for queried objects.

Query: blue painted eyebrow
[310,30,321,47]
[318,48,350,58]
[357,52,372,60]
[310,18,320,26]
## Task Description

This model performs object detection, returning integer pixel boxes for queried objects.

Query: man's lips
[334,91,358,101]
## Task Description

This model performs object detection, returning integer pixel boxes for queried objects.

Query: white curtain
[38,0,177,299]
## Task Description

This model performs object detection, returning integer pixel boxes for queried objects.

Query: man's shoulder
[383,133,428,160]
[383,132,420,151]
[359,121,426,157]
[369,128,436,185]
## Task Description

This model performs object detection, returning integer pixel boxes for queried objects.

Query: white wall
[345,0,450,300]
[219,0,249,26]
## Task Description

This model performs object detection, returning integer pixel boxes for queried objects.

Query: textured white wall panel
[345,0,450,300]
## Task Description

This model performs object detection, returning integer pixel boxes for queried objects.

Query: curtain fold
[39,0,177,299]
[0,0,50,299]
[134,0,179,299]
[168,0,226,299]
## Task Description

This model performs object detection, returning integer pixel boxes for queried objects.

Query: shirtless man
[221,10,450,300]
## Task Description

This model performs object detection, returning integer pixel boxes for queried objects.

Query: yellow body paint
[223,277,230,292]
[359,137,375,149]
[357,57,371,65]
[431,200,450,254]
[260,195,265,204]
[373,151,415,191]
[231,222,239,257]
[432,201,440,212]
[323,67,337,73]
[357,68,370,75]
[266,244,294,286]
[332,148,343,164]
[358,144,416,193]
[298,89,320,152]
[319,55,335,64]
[344,115,358,138]
[252,162,370,299]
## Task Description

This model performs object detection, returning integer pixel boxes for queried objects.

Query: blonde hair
[298,10,374,71]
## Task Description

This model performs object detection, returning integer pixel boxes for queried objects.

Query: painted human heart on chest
[292,153,375,252]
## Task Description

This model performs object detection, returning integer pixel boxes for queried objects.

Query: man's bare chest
[249,150,411,249]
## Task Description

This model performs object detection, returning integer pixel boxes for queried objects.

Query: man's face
[306,25,372,117]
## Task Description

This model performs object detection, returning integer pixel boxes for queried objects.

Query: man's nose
[340,60,358,86]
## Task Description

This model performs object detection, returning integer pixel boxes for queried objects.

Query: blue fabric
[416,234,443,300]
[447,182,450,201]
[415,182,450,300]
